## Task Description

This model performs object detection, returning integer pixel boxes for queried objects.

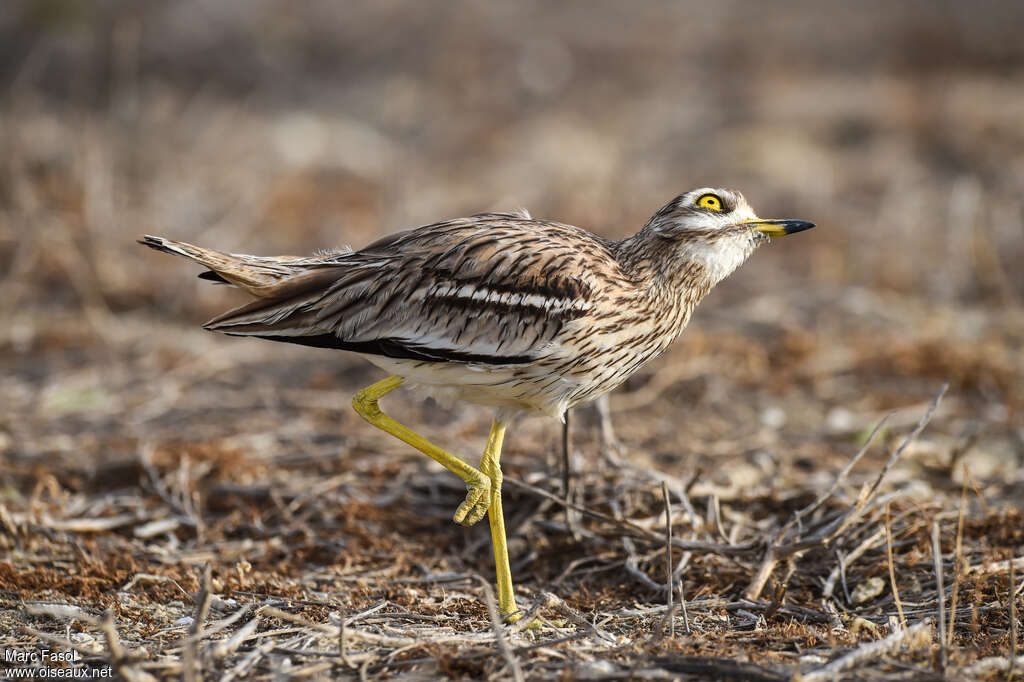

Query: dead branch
[504,476,757,557]
[478,576,525,682]
[931,521,947,672]
[801,619,933,682]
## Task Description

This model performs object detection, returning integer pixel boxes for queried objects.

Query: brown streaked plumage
[141,186,814,620]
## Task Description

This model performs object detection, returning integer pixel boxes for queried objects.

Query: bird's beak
[743,218,816,239]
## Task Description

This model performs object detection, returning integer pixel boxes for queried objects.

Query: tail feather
[140,234,351,340]
[139,235,322,298]
[201,272,342,333]
[197,270,231,284]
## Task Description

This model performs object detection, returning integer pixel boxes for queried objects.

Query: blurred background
[1,2,1023,670]
[2,0,1022,514]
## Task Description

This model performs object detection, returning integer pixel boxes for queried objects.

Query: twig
[825,385,947,547]
[744,547,779,602]
[382,631,588,674]
[645,483,680,645]
[544,592,619,645]
[210,617,261,659]
[183,563,213,682]
[785,414,890,541]
[506,592,557,634]
[595,394,624,466]
[137,442,198,528]
[221,640,275,682]
[679,581,691,635]
[744,415,889,600]
[965,556,1024,576]
[327,611,356,670]
[763,581,787,622]
[21,626,103,661]
[24,603,99,625]
[866,384,948,502]
[784,386,946,607]
[180,602,257,646]
[947,473,968,648]
[647,601,677,646]
[886,503,908,632]
[622,538,662,592]
[24,623,156,682]
[478,577,524,682]
[956,654,1024,680]
[342,600,389,626]
[822,527,886,599]
[39,513,140,532]
[99,610,155,682]
[258,607,335,635]
[99,609,127,663]
[24,603,148,680]
[801,619,933,682]
[1011,556,1018,681]
[682,467,701,510]
[611,496,664,593]
[836,547,852,604]
[931,521,947,672]
[504,476,756,556]
[662,481,674,639]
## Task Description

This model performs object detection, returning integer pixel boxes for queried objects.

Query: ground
[1,1,1023,680]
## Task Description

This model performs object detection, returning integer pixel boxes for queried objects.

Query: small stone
[760,406,787,429]
[826,407,854,432]
[850,576,886,604]
[849,616,881,639]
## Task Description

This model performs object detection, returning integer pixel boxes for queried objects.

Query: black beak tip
[783,219,815,234]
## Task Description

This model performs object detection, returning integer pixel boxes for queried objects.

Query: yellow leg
[480,419,520,620]
[352,375,491,526]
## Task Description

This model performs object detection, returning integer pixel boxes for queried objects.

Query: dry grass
[2,1,1023,679]
[2,312,1020,679]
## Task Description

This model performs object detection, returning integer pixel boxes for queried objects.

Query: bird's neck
[613,228,719,317]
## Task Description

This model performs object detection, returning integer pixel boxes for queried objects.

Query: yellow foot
[452,474,491,527]
[505,610,564,631]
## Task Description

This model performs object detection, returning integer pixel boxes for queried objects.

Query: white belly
[354,353,579,420]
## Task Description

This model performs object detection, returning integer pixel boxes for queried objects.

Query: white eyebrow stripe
[428,283,588,312]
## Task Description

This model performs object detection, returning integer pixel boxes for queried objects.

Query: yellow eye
[696,193,724,211]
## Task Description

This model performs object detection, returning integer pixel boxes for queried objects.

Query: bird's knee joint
[470,471,491,491]
[352,392,381,420]
[481,463,502,489]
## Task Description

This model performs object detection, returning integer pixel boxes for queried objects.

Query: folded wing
[193,214,603,365]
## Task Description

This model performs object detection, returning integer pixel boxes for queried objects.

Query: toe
[467,503,489,526]
[452,477,491,524]
[457,502,486,527]
[453,481,490,526]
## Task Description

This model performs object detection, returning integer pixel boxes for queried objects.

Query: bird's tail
[139,235,317,299]
[140,234,358,338]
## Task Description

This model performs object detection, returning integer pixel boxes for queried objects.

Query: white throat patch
[677,235,756,285]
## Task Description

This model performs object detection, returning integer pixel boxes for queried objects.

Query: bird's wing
[203,214,609,364]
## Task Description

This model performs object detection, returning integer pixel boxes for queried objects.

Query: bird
[140,187,813,622]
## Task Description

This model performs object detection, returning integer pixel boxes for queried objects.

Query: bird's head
[640,187,814,286]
